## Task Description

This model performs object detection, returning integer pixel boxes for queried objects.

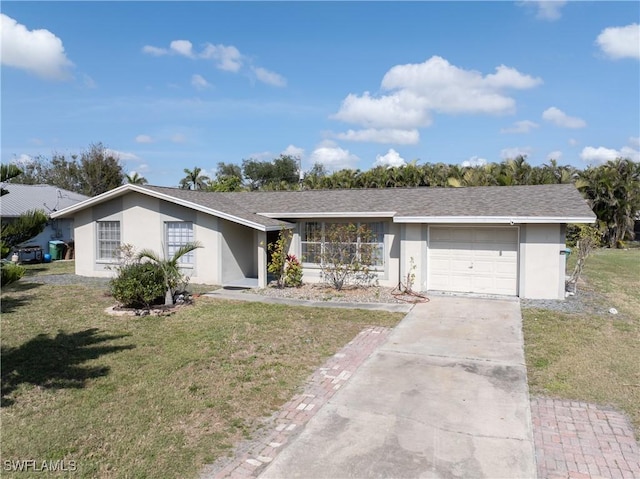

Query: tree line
[5,144,638,248]
[183,155,639,248]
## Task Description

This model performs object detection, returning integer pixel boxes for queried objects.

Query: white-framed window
[166,222,194,264]
[300,221,385,268]
[97,221,121,261]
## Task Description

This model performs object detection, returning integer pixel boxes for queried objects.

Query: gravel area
[520,284,610,316]
[246,283,427,304]
[23,273,111,287]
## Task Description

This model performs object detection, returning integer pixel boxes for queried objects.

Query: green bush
[110,262,166,308]
[1,261,25,286]
[284,254,303,287]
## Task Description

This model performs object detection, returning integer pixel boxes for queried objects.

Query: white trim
[394,215,596,224]
[51,184,293,232]
[258,211,396,219]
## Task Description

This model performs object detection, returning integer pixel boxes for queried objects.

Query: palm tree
[576,158,640,247]
[137,241,202,305]
[125,172,148,185]
[179,166,210,190]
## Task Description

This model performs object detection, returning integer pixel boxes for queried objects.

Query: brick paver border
[202,330,640,479]
[531,397,640,479]
[201,326,392,479]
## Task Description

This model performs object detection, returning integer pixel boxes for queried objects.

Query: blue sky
[2,1,639,187]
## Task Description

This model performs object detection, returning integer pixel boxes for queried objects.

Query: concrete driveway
[259,295,537,479]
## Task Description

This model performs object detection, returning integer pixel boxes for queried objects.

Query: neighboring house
[51,183,596,300]
[1,184,89,256]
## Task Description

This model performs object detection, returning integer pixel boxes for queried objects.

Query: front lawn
[1,275,402,478]
[522,248,640,432]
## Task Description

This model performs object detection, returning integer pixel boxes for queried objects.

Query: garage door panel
[451,259,475,273]
[428,227,518,296]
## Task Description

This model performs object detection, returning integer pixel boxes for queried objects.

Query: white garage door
[428,227,518,296]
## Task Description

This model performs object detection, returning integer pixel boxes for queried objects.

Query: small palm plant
[136,241,202,306]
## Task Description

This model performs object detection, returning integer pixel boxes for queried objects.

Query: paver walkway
[201,326,392,479]
[532,397,640,479]
[202,293,640,479]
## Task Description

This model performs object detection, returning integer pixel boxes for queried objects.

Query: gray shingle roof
[1,184,89,217]
[142,183,595,225]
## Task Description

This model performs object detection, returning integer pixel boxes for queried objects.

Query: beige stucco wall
[519,223,566,300]
[72,192,227,284]
[400,224,427,291]
[220,220,258,284]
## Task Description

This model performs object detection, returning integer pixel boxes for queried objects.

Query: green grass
[22,260,75,276]
[523,248,640,432]
[1,277,402,478]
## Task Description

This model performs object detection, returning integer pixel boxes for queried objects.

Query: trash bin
[49,240,66,261]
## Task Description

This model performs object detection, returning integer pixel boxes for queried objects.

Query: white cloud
[580,145,639,164]
[170,133,187,143]
[135,134,154,144]
[501,146,532,160]
[332,56,542,131]
[142,45,167,56]
[335,128,420,145]
[12,153,34,167]
[0,14,74,80]
[518,1,567,21]
[252,67,287,87]
[620,146,640,162]
[142,39,286,86]
[170,40,195,58]
[596,24,640,60]
[500,120,539,134]
[282,145,305,159]
[375,149,406,168]
[629,136,640,148]
[105,149,140,162]
[547,150,563,160]
[309,141,360,171]
[568,138,578,146]
[580,146,619,164]
[191,74,211,90]
[200,43,243,72]
[542,107,586,129]
[461,156,488,167]
[142,39,195,58]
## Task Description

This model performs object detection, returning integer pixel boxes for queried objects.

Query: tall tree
[576,158,640,247]
[207,162,244,192]
[125,172,148,185]
[179,166,210,190]
[78,143,125,196]
[242,155,299,190]
[6,143,124,196]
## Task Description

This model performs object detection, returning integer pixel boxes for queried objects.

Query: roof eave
[258,211,397,219]
[393,215,597,224]
[51,184,287,232]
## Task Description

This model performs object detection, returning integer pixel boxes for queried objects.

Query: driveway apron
[259,295,537,479]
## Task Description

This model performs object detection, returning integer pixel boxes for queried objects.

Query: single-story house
[1,184,89,259]
[51,183,596,300]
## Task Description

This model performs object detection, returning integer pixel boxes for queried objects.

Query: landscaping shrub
[110,262,166,308]
[317,223,378,290]
[1,261,25,286]
[268,228,303,288]
[284,254,303,287]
